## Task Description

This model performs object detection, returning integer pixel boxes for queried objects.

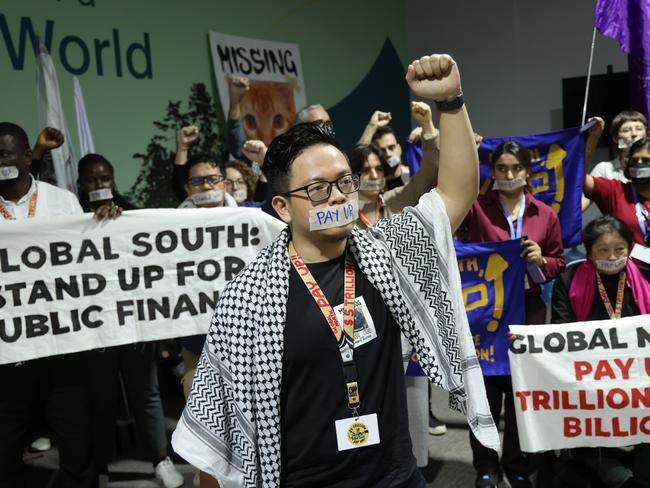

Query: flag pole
[581,27,598,125]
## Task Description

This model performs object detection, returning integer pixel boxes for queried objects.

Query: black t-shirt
[280,255,418,487]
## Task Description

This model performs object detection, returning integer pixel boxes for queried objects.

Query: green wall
[0,0,406,192]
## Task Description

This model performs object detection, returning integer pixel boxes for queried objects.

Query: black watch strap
[435,93,464,112]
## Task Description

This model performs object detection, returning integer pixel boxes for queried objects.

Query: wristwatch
[436,93,464,112]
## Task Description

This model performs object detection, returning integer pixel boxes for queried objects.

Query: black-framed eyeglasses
[188,175,226,187]
[283,173,360,203]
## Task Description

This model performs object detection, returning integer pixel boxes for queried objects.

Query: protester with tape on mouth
[77,153,135,217]
[549,215,650,488]
[356,108,413,190]
[460,140,565,488]
[172,53,499,488]
[584,138,650,276]
[551,215,650,323]
[349,101,439,231]
[178,153,238,208]
[76,153,184,488]
[373,125,412,190]
[581,112,648,212]
[588,111,647,183]
[0,122,96,488]
[225,159,258,203]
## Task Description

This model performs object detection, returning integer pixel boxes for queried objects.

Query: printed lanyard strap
[500,192,526,240]
[630,186,649,242]
[0,190,38,220]
[358,195,383,228]
[596,271,626,320]
[288,241,360,409]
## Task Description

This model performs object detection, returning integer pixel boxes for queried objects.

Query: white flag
[36,41,77,193]
[73,76,95,157]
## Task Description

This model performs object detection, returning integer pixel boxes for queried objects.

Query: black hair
[489,140,532,170]
[370,125,396,143]
[628,137,650,160]
[582,215,634,255]
[186,153,223,176]
[0,122,30,152]
[262,122,344,195]
[348,144,392,175]
[78,153,114,176]
[623,138,650,179]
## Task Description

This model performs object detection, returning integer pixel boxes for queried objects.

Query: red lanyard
[596,271,626,319]
[358,196,383,228]
[0,190,38,220]
[288,241,361,410]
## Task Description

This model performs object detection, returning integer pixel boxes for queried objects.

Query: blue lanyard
[500,193,526,240]
[630,185,649,242]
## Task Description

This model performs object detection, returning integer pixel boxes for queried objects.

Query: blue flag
[455,239,526,376]
[479,126,587,248]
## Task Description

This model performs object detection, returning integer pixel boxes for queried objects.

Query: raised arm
[582,116,604,198]
[357,110,392,145]
[32,127,64,161]
[384,101,439,211]
[406,54,477,231]
[226,76,250,160]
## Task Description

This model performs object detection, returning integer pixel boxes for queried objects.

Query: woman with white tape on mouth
[347,102,440,230]
[459,140,565,488]
[77,153,136,217]
[76,152,185,488]
[584,138,650,278]
[550,215,650,488]
[225,159,257,204]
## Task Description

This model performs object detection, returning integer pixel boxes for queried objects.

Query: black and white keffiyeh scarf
[172,190,499,488]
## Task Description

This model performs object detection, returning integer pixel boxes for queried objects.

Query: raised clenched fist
[405,54,462,103]
[178,126,199,150]
[36,127,64,150]
[368,111,391,129]
[227,75,250,102]
[410,101,432,126]
[242,140,267,165]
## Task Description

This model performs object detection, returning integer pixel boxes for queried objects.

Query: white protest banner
[0,208,285,365]
[509,317,650,452]
[208,31,307,147]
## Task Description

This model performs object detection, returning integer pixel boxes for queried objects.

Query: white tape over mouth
[88,188,114,202]
[191,189,224,206]
[0,166,19,180]
[386,156,401,168]
[492,178,527,191]
[229,189,247,203]
[618,137,643,149]
[359,178,385,192]
[595,257,627,273]
[309,199,359,230]
[629,166,650,178]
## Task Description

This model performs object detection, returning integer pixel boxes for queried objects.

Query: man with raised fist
[173,54,498,488]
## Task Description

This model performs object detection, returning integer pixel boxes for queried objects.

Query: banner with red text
[509,317,650,451]
[0,208,285,365]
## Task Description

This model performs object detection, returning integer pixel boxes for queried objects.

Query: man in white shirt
[0,122,95,488]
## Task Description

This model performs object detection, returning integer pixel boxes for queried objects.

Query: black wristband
[436,93,464,112]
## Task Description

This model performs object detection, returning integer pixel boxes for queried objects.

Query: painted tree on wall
[129,82,225,208]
